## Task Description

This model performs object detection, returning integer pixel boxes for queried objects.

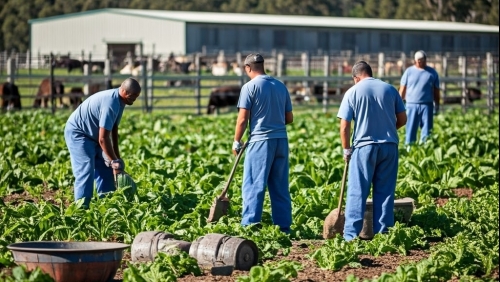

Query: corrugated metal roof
[30,8,499,33]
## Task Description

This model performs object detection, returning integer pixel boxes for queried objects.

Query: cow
[55,58,84,73]
[0,82,21,110]
[207,86,241,114]
[33,78,65,108]
[289,84,352,104]
[159,53,193,74]
[68,83,104,109]
[312,85,352,104]
[442,88,482,104]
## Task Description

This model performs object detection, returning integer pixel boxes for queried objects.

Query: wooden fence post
[486,52,495,114]
[147,56,153,113]
[277,53,285,77]
[378,52,385,77]
[195,53,202,115]
[104,58,112,89]
[322,55,330,114]
[83,62,91,95]
[336,59,343,100]
[400,52,406,75]
[7,57,15,84]
[459,56,468,113]
[50,52,55,114]
[301,52,310,96]
[440,56,448,113]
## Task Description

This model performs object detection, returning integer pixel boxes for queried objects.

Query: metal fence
[0,51,498,115]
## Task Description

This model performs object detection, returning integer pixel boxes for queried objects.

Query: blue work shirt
[237,75,292,142]
[66,88,125,142]
[400,66,440,104]
[337,77,406,148]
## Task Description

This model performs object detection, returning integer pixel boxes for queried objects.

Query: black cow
[33,78,65,108]
[442,88,482,104]
[55,58,84,73]
[207,86,241,114]
[0,82,21,110]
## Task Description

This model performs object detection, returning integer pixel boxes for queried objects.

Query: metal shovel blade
[206,142,247,223]
[322,208,345,239]
[322,161,349,239]
[207,197,230,223]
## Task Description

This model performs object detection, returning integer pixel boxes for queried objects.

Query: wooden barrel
[189,233,258,271]
[131,231,191,262]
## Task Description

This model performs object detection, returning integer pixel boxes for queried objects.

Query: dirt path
[113,240,430,281]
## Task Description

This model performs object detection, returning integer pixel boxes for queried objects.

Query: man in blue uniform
[337,61,407,241]
[232,53,294,233]
[399,50,440,145]
[64,77,141,207]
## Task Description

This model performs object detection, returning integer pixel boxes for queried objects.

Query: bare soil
[3,187,497,281]
[435,188,473,207]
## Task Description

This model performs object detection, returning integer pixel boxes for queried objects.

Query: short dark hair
[121,78,141,94]
[352,61,373,78]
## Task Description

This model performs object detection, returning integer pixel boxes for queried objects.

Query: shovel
[323,160,349,239]
[207,142,247,223]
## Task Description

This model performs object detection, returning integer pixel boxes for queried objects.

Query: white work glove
[343,148,352,162]
[103,152,125,170]
[111,159,125,170]
[232,140,243,154]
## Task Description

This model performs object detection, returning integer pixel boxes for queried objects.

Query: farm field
[0,108,498,281]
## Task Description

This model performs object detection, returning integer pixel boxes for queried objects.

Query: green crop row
[0,108,498,281]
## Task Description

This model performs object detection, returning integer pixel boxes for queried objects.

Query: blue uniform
[337,77,406,241]
[400,66,440,144]
[64,89,125,206]
[237,75,293,232]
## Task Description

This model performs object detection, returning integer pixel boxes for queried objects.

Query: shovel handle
[336,161,349,217]
[218,142,248,199]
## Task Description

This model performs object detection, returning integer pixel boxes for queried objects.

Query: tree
[379,0,397,19]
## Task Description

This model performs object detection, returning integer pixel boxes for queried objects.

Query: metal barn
[29,8,499,60]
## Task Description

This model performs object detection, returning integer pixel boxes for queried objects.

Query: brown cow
[207,86,241,114]
[442,88,482,104]
[33,78,65,108]
[0,82,21,110]
[68,83,104,109]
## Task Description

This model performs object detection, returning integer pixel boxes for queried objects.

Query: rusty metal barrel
[131,231,192,262]
[394,197,416,223]
[189,233,258,271]
[7,241,128,282]
[359,197,416,239]
[359,200,374,239]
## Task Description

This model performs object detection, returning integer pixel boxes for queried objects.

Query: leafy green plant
[236,260,303,282]
[362,223,428,256]
[123,249,201,281]
[0,265,54,282]
[308,235,362,270]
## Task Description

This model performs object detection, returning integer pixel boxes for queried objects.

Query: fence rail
[1,52,498,115]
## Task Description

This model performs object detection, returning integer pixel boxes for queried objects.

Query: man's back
[66,89,124,141]
[338,78,405,148]
[237,75,292,142]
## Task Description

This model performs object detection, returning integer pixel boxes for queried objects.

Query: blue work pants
[64,125,115,206]
[241,138,292,232]
[405,103,433,145]
[343,143,398,241]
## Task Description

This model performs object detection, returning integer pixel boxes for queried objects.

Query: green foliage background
[0,0,498,53]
